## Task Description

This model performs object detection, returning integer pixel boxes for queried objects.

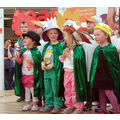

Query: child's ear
[105,34,109,39]
[32,41,36,44]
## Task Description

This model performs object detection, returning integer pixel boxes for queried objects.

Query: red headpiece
[64,26,75,33]
[12,10,35,37]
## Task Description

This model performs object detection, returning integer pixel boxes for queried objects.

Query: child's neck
[99,41,109,47]
[26,44,35,49]
[50,40,58,45]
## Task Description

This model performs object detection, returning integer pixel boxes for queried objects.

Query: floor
[0,90,112,114]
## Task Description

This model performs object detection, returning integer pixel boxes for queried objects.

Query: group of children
[14,18,120,114]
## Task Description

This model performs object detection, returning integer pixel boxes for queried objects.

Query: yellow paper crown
[94,23,112,43]
[94,23,112,36]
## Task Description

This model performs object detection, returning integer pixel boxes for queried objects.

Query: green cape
[42,42,64,97]
[14,48,44,97]
[90,44,120,102]
[73,45,88,102]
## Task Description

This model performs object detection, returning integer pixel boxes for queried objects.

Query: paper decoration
[12,10,35,36]
[36,10,50,21]
[55,9,80,30]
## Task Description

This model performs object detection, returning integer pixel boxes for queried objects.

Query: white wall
[0,9,4,90]
[96,7,108,16]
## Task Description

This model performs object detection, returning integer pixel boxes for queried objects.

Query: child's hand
[63,48,72,60]
[15,52,20,61]
[64,48,70,53]
[63,48,70,57]
[41,62,46,71]
[45,64,54,70]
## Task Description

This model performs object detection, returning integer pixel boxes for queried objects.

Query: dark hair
[4,38,12,44]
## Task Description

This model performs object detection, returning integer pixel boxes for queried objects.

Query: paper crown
[94,23,112,43]
[63,18,79,30]
[94,23,112,36]
[31,20,43,28]
[85,16,102,25]
[12,10,35,36]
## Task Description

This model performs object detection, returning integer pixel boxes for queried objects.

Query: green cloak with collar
[42,42,64,97]
[73,45,88,102]
[14,48,44,97]
[90,44,120,102]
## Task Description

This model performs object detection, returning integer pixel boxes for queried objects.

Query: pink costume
[16,49,34,87]
[59,54,84,111]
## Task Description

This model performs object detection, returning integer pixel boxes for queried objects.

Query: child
[40,21,64,113]
[12,11,35,102]
[31,20,47,106]
[90,23,120,114]
[60,20,88,114]
[14,31,44,111]
[31,20,48,54]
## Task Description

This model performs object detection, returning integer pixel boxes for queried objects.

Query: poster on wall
[0,8,4,90]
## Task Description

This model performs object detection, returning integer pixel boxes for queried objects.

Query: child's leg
[25,87,31,104]
[30,87,39,105]
[51,69,63,108]
[99,89,107,112]
[63,71,74,109]
[22,87,31,111]
[70,71,84,111]
[44,78,53,107]
[30,87,39,111]
[105,90,119,112]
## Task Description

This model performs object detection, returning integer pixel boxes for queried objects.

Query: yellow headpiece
[94,23,112,43]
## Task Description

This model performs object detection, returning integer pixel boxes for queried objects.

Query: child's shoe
[31,105,39,111]
[72,109,83,114]
[40,106,52,112]
[16,97,24,102]
[52,107,61,114]
[92,101,99,106]
[61,108,73,114]
[83,102,92,111]
[22,104,31,111]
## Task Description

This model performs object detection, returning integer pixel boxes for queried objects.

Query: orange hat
[85,16,95,23]
[31,20,43,28]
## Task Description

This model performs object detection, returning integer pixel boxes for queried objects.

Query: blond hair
[63,29,81,50]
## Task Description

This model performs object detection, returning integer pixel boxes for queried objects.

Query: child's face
[35,26,43,36]
[87,21,95,34]
[47,28,59,42]
[23,36,35,48]
[20,22,29,34]
[63,31,70,44]
[94,29,108,44]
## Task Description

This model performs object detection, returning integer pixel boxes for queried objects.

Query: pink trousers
[64,71,84,111]
[99,89,119,112]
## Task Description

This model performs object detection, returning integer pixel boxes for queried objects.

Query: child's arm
[59,55,65,62]
[41,61,46,71]
[15,52,23,64]
[117,48,120,54]
[64,52,72,61]
[45,64,54,70]
[63,48,72,61]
